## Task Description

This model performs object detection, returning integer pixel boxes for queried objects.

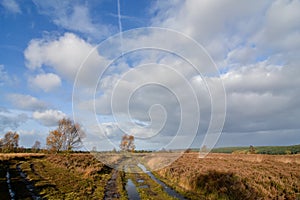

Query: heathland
[0,150,299,200]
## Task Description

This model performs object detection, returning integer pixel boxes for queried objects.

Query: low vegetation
[0,153,117,199]
[154,153,300,200]
[211,144,300,154]
[1,150,300,199]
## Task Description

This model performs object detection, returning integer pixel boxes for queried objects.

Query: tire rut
[16,163,43,200]
[103,169,121,200]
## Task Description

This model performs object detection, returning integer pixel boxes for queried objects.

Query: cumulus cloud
[151,0,271,64]
[147,0,300,144]
[24,32,108,86]
[150,0,300,67]
[29,73,61,92]
[254,0,300,52]
[1,0,21,14]
[73,49,221,150]
[6,94,47,111]
[22,0,300,148]
[24,33,93,74]
[221,60,300,133]
[32,109,67,126]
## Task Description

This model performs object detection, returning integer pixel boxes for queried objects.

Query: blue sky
[0,0,300,150]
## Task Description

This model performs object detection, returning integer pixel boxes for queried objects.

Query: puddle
[139,185,149,189]
[6,170,16,200]
[126,179,140,200]
[138,163,187,200]
[137,179,144,183]
[136,179,149,189]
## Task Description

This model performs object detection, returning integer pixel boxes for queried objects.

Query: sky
[0,0,299,151]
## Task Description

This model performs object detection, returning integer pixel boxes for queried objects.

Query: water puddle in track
[138,163,187,200]
[126,179,140,200]
[6,170,16,200]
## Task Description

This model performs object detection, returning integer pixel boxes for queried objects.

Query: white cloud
[151,0,271,64]
[150,0,299,69]
[255,0,300,51]
[24,33,93,73]
[22,0,300,148]
[1,0,21,14]
[32,109,67,127]
[79,0,300,149]
[6,94,47,111]
[29,73,61,92]
[24,32,108,86]
[74,55,219,150]
[147,0,300,132]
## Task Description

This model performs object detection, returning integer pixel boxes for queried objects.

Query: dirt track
[103,169,121,200]
[0,159,41,200]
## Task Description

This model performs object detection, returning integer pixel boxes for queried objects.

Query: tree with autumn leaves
[46,118,85,153]
[120,134,135,152]
[0,131,19,153]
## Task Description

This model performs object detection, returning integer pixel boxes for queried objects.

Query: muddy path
[16,163,42,199]
[102,155,187,200]
[102,154,132,200]
[0,159,42,200]
[0,160,11,199]
[103,169,121,200]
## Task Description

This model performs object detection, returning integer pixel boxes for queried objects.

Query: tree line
[0,118,84,153]
[1,117,136,154]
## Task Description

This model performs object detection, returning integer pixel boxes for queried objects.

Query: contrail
[117,0,124,56]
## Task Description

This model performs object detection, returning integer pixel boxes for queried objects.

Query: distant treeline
[211,144,300,155]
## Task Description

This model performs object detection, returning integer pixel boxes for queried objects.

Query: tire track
[103,169,121,200]
[6,169,16,200]
[16,163,42,200]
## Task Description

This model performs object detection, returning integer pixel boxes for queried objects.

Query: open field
[154,153,300,200]
[1,152,300,199]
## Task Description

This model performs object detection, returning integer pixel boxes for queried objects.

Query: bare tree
[2,131,19,152]
[46,118,85,153]
[120,134,135,152]
[32,140,41,152]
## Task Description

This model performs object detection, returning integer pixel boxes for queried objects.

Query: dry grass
[2,152,299,199]
[154,153,300,200]
[19,153,113,199]
[0,153,45,161]
[46,153,108,177]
